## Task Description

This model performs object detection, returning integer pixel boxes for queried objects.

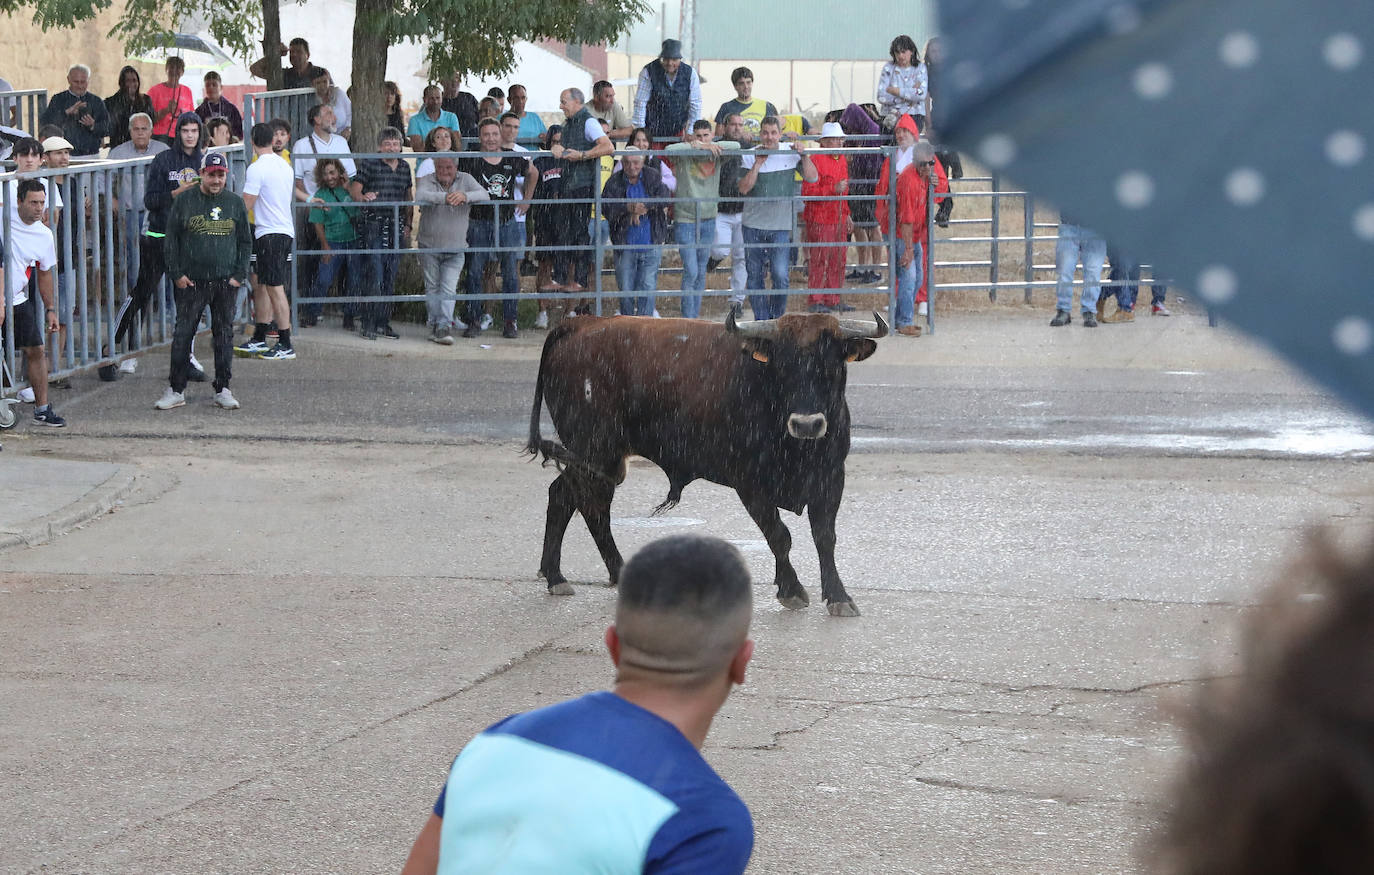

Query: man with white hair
[39,64,109,157]
[109,113,169,299]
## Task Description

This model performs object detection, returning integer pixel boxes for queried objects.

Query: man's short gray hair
[914,141,936,160]
[68,64,91,78]
[564,87,585,104]
[129,112,152,128]
[378,126,404,145]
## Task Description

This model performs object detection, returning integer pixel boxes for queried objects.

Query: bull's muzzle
[787,413,829,440]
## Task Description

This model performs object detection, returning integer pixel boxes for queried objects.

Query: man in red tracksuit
[802,122,853,312]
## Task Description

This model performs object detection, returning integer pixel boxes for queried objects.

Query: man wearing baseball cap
[155,150,251,410]
[632,38,702,141]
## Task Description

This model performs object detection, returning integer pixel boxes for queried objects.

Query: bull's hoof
[777,593,809,611]
[826,601,861,617]
[548,582,576,596]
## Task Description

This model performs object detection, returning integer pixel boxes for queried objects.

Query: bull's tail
[525,322,596,475]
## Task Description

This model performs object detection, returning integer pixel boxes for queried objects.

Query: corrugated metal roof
[691,0,937,60]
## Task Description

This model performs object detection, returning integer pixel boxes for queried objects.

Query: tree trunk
[350,0,390,151]
[260,0,283,92]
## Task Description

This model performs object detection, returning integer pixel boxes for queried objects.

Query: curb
[0,467,141,552]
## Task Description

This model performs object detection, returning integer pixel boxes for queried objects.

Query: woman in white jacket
[876,34,928,133]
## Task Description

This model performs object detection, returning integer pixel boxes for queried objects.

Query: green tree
[6,0,645,144]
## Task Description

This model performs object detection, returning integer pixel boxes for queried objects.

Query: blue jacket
[602,165,671,245]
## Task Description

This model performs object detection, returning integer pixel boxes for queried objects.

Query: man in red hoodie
[803,122,853,312]
[876,118,936,336]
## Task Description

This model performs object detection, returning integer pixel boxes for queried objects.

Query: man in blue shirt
[408,84,461,153]
[401,535,756,874]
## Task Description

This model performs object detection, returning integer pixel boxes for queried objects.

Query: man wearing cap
[632,39,702,142]
[155,151,251,410]
[118,112,207,375]
[801,122,853,312]
[39,64,109,157]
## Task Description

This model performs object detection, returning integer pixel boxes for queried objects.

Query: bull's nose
[787,413,828,439]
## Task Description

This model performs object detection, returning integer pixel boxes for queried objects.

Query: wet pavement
[2,303,1372,872]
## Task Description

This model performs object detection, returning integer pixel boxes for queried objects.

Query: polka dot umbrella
[935,1,1374,414]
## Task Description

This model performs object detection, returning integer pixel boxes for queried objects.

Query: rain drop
[1333,317,1373,356]
[1324,33,1363,71]
[1219,31,1260,68]
[1355,204,1374,241]
[951,60,983,91]
[1103,3,1142,35]
[978,133,1016,168]
[1133,63,1173,100]
[1115,170,1155,209]
[1325,130,1365,167]
[1224,168,1265,206]
[1196,265,1238,304]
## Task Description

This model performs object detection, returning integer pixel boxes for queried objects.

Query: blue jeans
[310,238,358,320]
[674,218,713,318]
[743,225,790,320]
[467,219,520,323]
[615,245,661,315]
[894,238,924,327]
[361,223,400,327]
[1106,246,1166,311]
[1055,223,1107,314]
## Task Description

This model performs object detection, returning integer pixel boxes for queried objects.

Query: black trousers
[551,191,592,287]
[169,278,235,393]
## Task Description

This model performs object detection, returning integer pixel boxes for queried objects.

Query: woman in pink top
[147,56,195,142]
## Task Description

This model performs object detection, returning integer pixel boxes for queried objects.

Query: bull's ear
[741,338,772,363]
[844,338,878,362]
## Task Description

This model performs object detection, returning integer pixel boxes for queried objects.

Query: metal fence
[2,143,246,403]
[2,88,49,136]
[244,88,314,150]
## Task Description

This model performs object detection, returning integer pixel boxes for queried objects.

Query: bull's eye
[751,350,770,363]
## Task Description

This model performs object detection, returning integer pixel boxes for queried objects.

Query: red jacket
[802,153,851,226]
[875,154,947,236]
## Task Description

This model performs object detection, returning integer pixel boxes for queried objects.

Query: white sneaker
[917,301,928,317]
[213,388,240,410]
[454,317,468,331]
[154,387,185,410]
[18,386,35,403]
[119,358,138,374]
[652,309,662,319]
[479,314,493,331]
[534,310,549,329]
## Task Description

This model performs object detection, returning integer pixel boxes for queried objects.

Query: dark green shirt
[308,185,358,243]
[163,185,252,285]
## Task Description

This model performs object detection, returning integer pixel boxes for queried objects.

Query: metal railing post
[886,145,898,325]
[593,161,604,315]
[925,170,936,334]
[1023,194,1035,305]
[989,173,1000,302]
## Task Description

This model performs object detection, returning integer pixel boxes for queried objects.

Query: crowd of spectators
[4,25,1056,416]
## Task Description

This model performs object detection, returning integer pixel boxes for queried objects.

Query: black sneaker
[258,343,297,360]
[728,301,744,321]
[1081,311,1098,328]
[379,324,400,340]
[1050,309,1072,327]
[519,259,538,277]
[341,315,355,332]
[462,322,481,339]
[33,406,66,427]
[845,269,863,281]
[503,319,519,339]
[359,323,378,340]
[707,256,723,272]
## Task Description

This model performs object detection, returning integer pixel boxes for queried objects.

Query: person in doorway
[400,534,755,875]
[2,180,67,427]
[155,151,252,410]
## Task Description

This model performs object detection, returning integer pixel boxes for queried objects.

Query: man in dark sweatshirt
[155,151,252,411]
[117,111,207,375]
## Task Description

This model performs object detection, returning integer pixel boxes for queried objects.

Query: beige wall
[2,5,164,98]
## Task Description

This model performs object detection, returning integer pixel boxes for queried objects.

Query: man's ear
[604,625,621,667]
[728,638,754,686]
[844,338,877,362]
[740,338,772,363]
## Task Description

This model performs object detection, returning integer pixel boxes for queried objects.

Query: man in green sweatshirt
[156,151,252,410]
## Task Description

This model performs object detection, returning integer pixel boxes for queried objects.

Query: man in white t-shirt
[2,179,67,427]
[240,122,302,360]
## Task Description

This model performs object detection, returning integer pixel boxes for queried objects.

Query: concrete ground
[3,300,1372,873]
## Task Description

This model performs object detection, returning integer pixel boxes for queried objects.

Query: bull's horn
[836,311,889,339]
[726,309,780,338]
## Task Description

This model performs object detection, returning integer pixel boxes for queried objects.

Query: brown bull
[526,310,887,616]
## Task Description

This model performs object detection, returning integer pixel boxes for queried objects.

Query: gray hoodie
[415,169,489,249]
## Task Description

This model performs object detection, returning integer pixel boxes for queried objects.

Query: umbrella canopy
[936,1,1374,416]
[131,31,237,71]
